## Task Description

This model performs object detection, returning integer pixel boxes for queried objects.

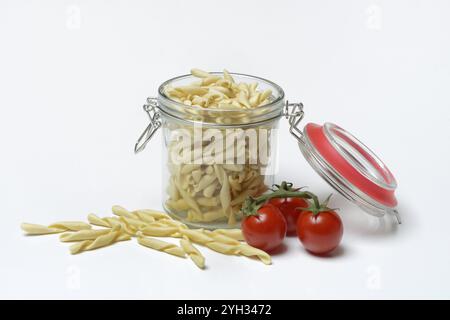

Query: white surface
[1,0,449,299]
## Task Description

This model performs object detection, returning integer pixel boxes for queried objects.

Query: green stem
[241,184,320,217]
[311,194,320,211]
[241,181,334,217]
[254,190,317,206]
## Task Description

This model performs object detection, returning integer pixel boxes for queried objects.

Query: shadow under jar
[135,73,286,229]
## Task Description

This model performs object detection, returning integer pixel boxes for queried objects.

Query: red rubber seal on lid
[305,123,397,207]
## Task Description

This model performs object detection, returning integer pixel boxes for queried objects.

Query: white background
[1,0,449,299]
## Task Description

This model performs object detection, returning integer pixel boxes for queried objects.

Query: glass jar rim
[157,72,285,115]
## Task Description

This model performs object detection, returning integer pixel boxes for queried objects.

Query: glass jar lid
[286,103,400,223]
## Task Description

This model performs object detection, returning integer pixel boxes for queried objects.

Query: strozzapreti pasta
[69,225,131,255]
[180,238,205,269]
[21,205,272,268]
[20,221,91,235]
[163,69,275,226]
[137,232,185,258]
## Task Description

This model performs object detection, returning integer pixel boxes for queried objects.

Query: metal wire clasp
[284,101,305,145]
[134,97,161,154]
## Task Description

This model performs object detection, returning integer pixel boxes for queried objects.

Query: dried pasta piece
[237,83,249,95]
[249,92,261,107]
[166,199,190,211]
[203,181,218,198]
[236,244,272,265]
[218,169,231,211]
[205,231,240,245]
[186,209,204,222]
[166,87,184,98]
[87,214,136,235]
[87,213,110,228]
[177,86,208,96]
[175,183,201,214]
[180,238,205,269]
[21,221,91,235]
[202,208,226,222]
[105,217,136,234]
[181,164,201,175]
[211,86,232,97]
[103,217,122,227]
[112,205,137,219]
[259,89,272,104]
[179,228,271,265]
[205,166,214,175]
[60,229,110,242]
[47,221,92,231]
[140,225,180,237]
[167,178,180,200]
[137,233,186,258]
[132,211,156,224]
[118,216,148,229]
[69,226,131,255]
[192,96,207,107]
[249,82,258,94]
[212,229,245,241]
[132,209,171,220]
[237,91,251,108]
[191,68,211,78]
[194,174,216,192]
[159,219,188,230]
[197,197,218,207]
[191,169,203,183]
[223,69,235,83]
[205,242,271,265]
[69,240,92,254]
[113,209,164,232]
[21,223,64,235]
[205,241,238,255]
[222,164,244,172]
[179,228,211,244]
[213,165,223,185]
[201,76,221,86]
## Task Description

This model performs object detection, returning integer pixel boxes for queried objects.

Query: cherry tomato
[297,210,343,255]
[241,203,287,252]
[269,197,309,236]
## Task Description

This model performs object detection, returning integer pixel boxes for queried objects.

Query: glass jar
[135,72,401,230]
[135,73,287,229]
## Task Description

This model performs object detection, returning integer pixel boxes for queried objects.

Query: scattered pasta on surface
[21,204,272,268]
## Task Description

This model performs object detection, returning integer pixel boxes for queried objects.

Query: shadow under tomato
[303,245,348,259]
[285,232,298,238]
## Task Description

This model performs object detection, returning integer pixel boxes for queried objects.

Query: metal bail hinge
[134,97,161,154]
[284,101,305,145]
[390,209,402,224]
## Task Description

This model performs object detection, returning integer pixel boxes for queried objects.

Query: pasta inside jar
[154,70,285,229]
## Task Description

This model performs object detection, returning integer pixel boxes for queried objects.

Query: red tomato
[269,197,309,236]
[241,203,287,252]
[297,210,343,255]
